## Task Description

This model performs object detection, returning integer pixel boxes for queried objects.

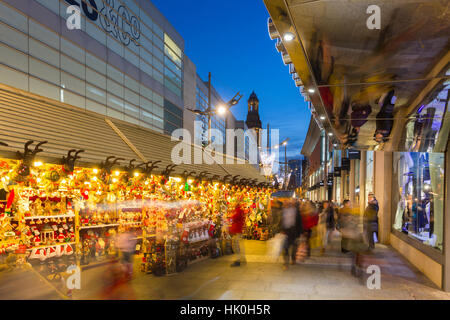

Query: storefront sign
[327,173,333,186]
[348,149,361,160]
[342,158,350,171]
[334,167,341,177]
[65,0,141,46]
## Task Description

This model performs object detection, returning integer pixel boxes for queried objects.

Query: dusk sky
[151,0,311,161]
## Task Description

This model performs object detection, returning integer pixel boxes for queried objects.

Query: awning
[0,85,267,183]
[300,115,321,157]
[264,0,450,152]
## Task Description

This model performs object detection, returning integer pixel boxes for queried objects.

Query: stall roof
[0,85,267,183]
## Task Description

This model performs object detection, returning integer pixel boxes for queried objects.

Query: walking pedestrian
[280,199,302,269]
[116,230,137,279]
[318,201,336,255]
[301,201,319,257]
[229,197,246,267]
[364,192,379,250]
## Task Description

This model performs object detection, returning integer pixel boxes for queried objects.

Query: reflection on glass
[393,152,444,251]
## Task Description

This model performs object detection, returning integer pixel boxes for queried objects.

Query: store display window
[392,152,445,251]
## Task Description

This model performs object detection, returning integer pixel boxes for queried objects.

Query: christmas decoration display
[0,143,273,281]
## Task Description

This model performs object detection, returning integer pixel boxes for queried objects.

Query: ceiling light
[328,132,333,136]
[308,88,315,93]
[283,32,295,42]
[319,116,326,120]
[34,161,43,167]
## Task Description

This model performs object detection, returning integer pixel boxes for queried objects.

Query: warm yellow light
[171,177,181,182]
[92,176,97,181]
[112,178,118,183]
[217,105,227,116]
[5,176,9,180]
[84,181,90,185]
[34,161,43,167]
[134,172,140,177]
[93,168,98,174]
[61,179,66,184]
[187,179,194,184]
[115,171,120,176]
[145,180,149,185]
[1,177,5,183]
[36,178,42,183]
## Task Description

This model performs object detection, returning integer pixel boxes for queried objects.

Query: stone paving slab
[66,239,450,300]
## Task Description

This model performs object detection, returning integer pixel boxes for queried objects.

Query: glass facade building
[0,0,184,134]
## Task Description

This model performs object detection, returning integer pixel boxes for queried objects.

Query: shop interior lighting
[93,168,98,174]
[283,32,295,42]
[134,172,140,177]
[114,171,120,176]
[308,88,315,93]
[320,115,326,120]
[34,161,43,167]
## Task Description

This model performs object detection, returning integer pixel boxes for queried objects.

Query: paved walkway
[69,239,450,300]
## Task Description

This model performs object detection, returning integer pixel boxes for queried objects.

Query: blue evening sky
[151,0,311,160]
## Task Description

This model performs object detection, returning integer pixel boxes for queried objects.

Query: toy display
[0,145,273,281]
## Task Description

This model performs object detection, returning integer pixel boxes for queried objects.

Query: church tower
[245,91,262,148]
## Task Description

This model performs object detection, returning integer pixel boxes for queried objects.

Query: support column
[359,151,367,215]
[444,141,450,291]
[374,151,393,245]
[349,160,356,204]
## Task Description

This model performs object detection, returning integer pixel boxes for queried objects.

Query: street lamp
[186,72,242,146]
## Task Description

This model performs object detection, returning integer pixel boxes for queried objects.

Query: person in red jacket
[229,198,246,267]
[301,201,319,257]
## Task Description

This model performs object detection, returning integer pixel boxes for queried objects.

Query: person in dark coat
[364,193,379,250]
[280,199,303,269]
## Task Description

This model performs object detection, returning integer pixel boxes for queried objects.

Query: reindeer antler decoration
[16,140,48,177]
[222,175,232,183]
[62,149,85,173]
[231,175,241,185]
[161,164,177,180]
[180,170,196,183]
[137,160,162,178]
[100,156,124,174]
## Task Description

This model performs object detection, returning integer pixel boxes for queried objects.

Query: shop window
[392,152,445,251]
[365,151,374,200]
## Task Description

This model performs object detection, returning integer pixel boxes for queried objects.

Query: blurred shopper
[229,197,246,267]
[317,201,336,255]
[338,200,352,253]
[100,260,136,300]
[280,199,303,269]
[339,203,366,278]
[117,230,137,279]
[364,193,379,250]
[301,201,319,257]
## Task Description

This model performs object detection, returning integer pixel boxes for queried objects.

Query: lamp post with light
[187,72,242,146]
[273,138,290,189]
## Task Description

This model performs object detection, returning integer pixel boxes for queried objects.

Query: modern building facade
[265,0,450,290]
[0,0,185,135]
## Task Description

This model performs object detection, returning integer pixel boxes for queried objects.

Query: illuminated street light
[217,105,227,116]
[283,32,295,42]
